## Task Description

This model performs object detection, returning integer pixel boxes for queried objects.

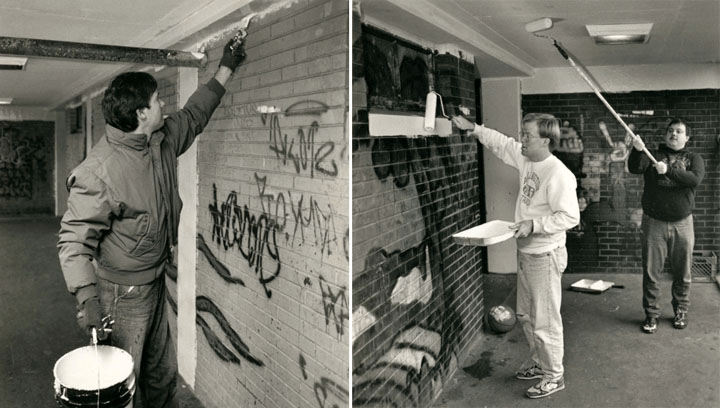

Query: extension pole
[553,41,658,164]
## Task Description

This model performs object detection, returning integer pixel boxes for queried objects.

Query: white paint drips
[194,0,303,53]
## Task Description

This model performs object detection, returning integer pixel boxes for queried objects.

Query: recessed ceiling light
[0,56,28,70]
[586,23,653,45]
[0,98,13,104]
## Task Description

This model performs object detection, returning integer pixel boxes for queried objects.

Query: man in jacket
[57,38,245,408]
[628,118,705,334]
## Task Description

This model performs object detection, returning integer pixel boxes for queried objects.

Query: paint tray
[570,279,615,293]
[452,220,516,247]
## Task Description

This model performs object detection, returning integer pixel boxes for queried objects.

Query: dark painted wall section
[352,19,486,407]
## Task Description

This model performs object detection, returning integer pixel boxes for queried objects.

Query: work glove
[654,161,668,175]
[76,297,111,342]
[219,38,246,71]
[632,136,645,152]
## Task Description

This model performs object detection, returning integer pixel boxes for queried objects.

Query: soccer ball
[488,305,517,333]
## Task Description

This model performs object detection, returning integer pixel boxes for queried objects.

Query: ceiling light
[0,98,13,104]
[0,56,27,70]
[586,23,653,45]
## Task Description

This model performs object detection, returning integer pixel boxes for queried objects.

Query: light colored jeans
[516,246,567,381]
[97,276,178,408]
[641,214,694,317]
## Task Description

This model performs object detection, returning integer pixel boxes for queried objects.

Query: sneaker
[642,316,658,334]
[674,312,688,329]
[516,364,545,380]
[526,377,565,399]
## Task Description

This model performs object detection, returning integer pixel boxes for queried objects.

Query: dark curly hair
[102,72,157,132]
[667,118,691,138]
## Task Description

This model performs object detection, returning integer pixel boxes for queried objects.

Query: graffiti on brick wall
[263,113,338,178]
[223,102,261,128]
[208,184,281,298]
[299,353,349,408]
[196,296,264,366]
[255,173,344,262]
[560,112,676,270]
[194,98,348,400]
[317,276,348,337]
[353,244,443,406]
[197,233,246,285]
[165,274,263,367]
[0,126,49,198]
[352,137,479,407]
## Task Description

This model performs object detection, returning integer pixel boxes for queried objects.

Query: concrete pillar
[481,78,520,273]
[176,67,199,386]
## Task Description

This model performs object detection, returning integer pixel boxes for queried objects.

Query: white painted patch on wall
[436,43,475,63]
[195,0,303,53]
[352,305,376,342]
[390,245,433,305]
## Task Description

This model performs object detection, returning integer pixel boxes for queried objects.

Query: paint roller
[424,91,449,132]
[525,18,658,164]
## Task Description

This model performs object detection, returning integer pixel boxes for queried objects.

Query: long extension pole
[552,41,658,164]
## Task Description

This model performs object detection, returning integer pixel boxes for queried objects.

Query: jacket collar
[105,124,165,150]
[659,143,687,154]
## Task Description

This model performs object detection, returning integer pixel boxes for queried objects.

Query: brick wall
[193,1,349,407]
[352,18,485,407]
[523,89,720,273]
[0,120,55,215]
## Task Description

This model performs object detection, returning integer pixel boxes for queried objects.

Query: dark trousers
[641,214,694,318]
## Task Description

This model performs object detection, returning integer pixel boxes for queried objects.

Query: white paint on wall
[522,63,720,94]
[368,112,452,137]
[195,0,303,52]
[176,67,199,387]
[390,246,433,305]
[352,305,376,342]
[481,78,520,274]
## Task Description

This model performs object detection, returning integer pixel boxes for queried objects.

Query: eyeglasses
[519,131,542,141]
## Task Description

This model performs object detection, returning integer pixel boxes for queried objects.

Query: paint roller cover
[525,18,553,33]
[424,92,437,131]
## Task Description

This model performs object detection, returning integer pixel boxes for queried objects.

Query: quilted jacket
[58,78,226,304]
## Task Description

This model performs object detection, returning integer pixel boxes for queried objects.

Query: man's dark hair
[102,72,158,132]
[667,118,691,138]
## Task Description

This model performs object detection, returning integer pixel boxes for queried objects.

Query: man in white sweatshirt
[453,113,580,399]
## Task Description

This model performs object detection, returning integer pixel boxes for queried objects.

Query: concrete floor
[0,216,204,407]
[434,273,720,408]
[2,216,718,408]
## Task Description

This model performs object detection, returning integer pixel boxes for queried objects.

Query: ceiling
[0,0,262,109]
[0,0,718,110]
[358,0,720,77]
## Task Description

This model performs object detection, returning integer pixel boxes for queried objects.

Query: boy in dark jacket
[58,38,245,408]
[628,118,705,334]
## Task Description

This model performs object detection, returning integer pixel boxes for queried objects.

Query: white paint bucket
[53,345,135,408]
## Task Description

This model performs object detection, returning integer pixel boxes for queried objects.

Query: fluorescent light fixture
[0,56,28,70]
[586,23,653,44]
[0,98,13,104]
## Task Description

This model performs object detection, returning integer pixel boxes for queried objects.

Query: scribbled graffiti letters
[209,184,280,298]
[318,276,348,337]
[255,173,341,261]
[264,113,338,178]
[300,353,349,408]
